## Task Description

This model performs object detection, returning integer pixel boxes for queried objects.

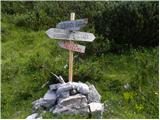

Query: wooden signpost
[69,13,74,82]
[46,12,95,82]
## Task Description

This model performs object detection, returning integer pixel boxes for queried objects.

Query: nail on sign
[56,19,88,31]
[58,41,85,53]
[46,28,95,42]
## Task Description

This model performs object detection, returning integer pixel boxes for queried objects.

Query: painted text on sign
[58,41,85,53]
[56,19,88,31]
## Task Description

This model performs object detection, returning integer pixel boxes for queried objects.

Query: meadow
[1,1,159,119]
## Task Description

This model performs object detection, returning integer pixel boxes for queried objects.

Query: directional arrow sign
[46,28,95,42]
[58,41,85,53]
[56,19,88,31]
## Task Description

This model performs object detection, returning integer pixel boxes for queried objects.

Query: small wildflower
[124,83,130,89]
[155,92,158,95]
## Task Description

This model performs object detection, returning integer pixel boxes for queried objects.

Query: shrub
[15,10,52,31]
[94,2,159,47]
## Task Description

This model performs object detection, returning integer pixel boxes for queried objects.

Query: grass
[1,17,159,119]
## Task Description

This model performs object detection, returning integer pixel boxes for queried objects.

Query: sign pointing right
[58,41,85,53]
[46,28,95,42]
[56,19,88,31]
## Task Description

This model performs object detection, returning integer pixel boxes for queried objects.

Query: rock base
[26,82,104,119]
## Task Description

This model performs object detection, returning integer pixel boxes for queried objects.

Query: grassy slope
[1,21,158,118]
[1,21,67,118]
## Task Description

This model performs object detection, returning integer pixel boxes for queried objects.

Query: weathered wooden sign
[56,19,88,31]
[46,12,95,82]
[58,41,85,53]
[46,28,95,42]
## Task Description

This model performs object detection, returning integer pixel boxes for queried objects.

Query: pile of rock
[26,82,104,119]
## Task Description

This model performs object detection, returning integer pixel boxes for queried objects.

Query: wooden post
[69,12,75,82]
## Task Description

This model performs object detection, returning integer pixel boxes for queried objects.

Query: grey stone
[32,98,46,111]
[53,94,89,114]
[71,82,89,95]
[56,83,73,98]
[50,82,89,98]
[28,82,104,118]
[59,94,88,107]
[36,116,43,119]
[43,90,57,107]
[89,102,104,119]
[43,90,56,101]
[32,97,55,111]
[53,105,89,115]
[58,91,70,99]
[52,106,71,114]
[89,102,104,112]
[26,113,39,119]
[88,85,101,103]
[49,83,62,90]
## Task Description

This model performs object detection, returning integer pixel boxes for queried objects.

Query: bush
[94,2,159,47]
[2,1,158,49]
[1,1,34,15]
[15,11,52,31]
[2,1,107,31]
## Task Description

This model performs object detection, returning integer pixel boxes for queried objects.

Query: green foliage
[1,1,158,50]
[123,91,135,102]
[42,112,89,119]
[129,48,159,118]
[94,2,159,47]
[107,80,123,93]
[1,1,107,31]
[1,1,159,119]
[1,1,29,14]
[14,10,52,31]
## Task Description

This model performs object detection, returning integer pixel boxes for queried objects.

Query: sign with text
[46,13,95,83]
[56,19,88,31]
[46,28,95,42]
[58,41,85,53]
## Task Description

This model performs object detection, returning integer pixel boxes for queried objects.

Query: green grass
[1,18,159,119]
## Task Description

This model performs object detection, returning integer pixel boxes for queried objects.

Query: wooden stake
[69,12,75,82]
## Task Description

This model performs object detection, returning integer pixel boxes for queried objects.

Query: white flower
[124,83,130,89]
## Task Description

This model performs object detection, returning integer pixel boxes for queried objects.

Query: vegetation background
[1,1,159,119]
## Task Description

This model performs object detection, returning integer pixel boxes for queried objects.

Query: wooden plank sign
[46,28,95,42]
[46,12,95,83]
[58,41,85,53]
[56,19,88,31]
